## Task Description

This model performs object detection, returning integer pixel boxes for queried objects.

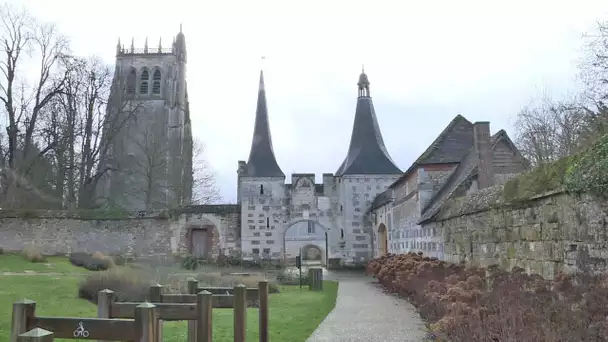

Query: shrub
[112,254,126,266]
[69,251,114,271]
[78,269,148,304]
[69,252,91,267]
[276,266,309,285]
[366,252,608,342]
[0,246,4,255]
[180,254,206,270]
[20,244,46,263]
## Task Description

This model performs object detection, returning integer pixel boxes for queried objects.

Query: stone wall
[422,186,608,279]
[0,205,241,258]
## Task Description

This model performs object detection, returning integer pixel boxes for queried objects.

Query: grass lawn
[0,255,338,342]
[0,254,87,274]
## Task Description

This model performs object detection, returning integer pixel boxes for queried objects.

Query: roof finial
[259,63,265,92]
[130,37,134,53]
[362,64,365,73]
[144,37,148,53]
[180,23,183,33]
[158,37,162,50]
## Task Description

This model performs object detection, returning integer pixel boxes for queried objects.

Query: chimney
[473,122,494,189]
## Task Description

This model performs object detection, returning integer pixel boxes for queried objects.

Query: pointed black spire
[335,71,402,176]
[244,70,285,177]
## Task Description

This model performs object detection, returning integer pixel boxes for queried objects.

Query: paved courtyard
[307,271,427,342]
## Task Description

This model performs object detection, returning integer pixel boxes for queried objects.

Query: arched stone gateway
[377,223,388,256]
[283,219,327,266]
[301,244,324,265]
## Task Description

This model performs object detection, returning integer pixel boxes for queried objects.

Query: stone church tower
[237,69,402,266]
[95,27,193,210]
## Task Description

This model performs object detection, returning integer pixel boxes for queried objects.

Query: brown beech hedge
[366,252,608,342]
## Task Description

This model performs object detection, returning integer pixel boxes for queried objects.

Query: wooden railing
[12,279,270,342]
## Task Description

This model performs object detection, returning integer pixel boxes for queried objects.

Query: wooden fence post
[187,278,198,342]
[258,281,269,342]
[97,289,115,342]
[18,328,54,342]
[134,302,158,342]
[197,290,213,342]
[148,284,164,340]
[233,285,247,342]
[308,268,323,291]
[11,299,36,342]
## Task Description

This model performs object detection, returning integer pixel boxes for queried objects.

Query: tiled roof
[370,189,393,211]
[418,130,521,223]
[390,115,474,189]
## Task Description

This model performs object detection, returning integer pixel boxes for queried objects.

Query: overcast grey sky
[10,0,608,203]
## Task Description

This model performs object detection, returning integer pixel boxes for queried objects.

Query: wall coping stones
[0,204,241,220]
[433,185,564,222]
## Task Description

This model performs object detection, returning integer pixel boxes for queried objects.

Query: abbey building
[96,28,528,267]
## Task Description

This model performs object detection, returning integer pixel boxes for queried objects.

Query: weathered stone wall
[0,214,174,257]
[0,206,241,258]
[421,186,608,279]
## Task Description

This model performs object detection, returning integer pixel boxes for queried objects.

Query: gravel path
[307,272,427,342]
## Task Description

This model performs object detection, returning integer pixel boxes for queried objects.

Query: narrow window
[340,229,344,239]
[152,69,161,94]
[340,205,343,212]
[126,68,136,94]
[307,221,315,234]
[260,184,264,195]
[139,68,150,94]
[266,217,269,228]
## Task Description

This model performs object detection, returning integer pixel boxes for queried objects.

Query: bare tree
[581,20,608,104]
[125,120,171,210]
[191,137,220,204]
[0,4,70,207]
[515,20,608,164]
[514,97,588,166]
[577,20,608,147]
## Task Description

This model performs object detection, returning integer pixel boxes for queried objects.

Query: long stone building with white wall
[369,115,530,260]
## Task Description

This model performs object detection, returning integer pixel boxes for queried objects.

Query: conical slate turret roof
[243,71,285,177]
[335,71,402,176]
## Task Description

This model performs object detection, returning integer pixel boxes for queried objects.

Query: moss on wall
[502,133,608,202]
[565,134,608,198]
[502,154,579,202]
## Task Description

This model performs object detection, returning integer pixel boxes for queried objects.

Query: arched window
[139,68,150,94]
[126,68,136,94]
[152,69,161,95]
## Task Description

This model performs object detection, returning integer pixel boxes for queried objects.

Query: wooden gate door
[191,229,208,258]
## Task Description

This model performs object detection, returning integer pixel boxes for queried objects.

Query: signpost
[296,248,302,289]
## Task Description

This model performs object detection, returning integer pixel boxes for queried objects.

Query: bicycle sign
[73,321,90,338]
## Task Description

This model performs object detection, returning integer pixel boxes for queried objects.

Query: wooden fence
[11,299,158,342]
[12,279,270,342]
